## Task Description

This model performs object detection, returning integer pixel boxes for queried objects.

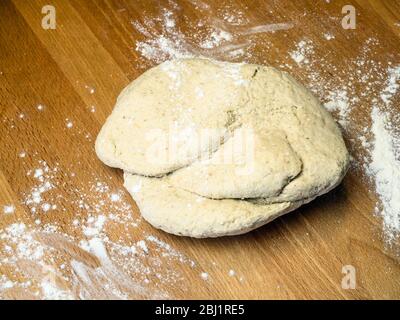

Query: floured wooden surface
[1,0,400,299]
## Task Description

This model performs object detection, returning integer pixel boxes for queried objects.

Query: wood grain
[0,0,399,299]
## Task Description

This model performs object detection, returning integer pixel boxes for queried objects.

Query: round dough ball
[96,58,350,237]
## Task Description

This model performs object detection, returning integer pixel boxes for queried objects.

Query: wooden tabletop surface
[1,0,400,299]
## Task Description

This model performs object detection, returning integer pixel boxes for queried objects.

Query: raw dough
[96,58,349,237]
[124,172,310,238]
[95,59,248,176]
[168,127,303,199]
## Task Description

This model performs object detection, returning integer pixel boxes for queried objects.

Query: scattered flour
[368,108,400,243]
[136,35,191,64]
[380,65,400,106]
[324,89,351,128]
[289,40,314,65]
[324,33,335,40]
[0,277,15,290]
[363,63,400,245]
[3,205,15,215]
[41,203,51,212]
[200,272,209,281]
[110,193,121,202]
[66,119,73,129]
[0,154,195,299]
[136,240,149,254]
[40,279,74,300]
[0,223,74,299]
[23,161,55,212]
[133,6,293,65]
[82,215,106,237]
[34,168,44,179]
[200,29,233,49]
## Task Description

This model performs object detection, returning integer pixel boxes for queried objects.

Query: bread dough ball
[96,58,349,237]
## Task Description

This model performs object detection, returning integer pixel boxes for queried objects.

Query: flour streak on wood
[0,0,400,299]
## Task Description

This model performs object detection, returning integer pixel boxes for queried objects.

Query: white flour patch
[223,13,247,25]
[200,272,209,281]
[41,203,51,212]
[136,240,148,254]
[324,89,351,128]
[83,215,106,237]
[66,119,73,129]
[289,40,314,65]
[40,279,74,300]
[0,223,74,299]
[380,65,400,106]
[212,60,248,86]
[23,161,56,213]
[368,107,400,243]
[146,235,195,265]
[34,168,44,179]
[110,193,120,202]
[71,238,164,300]
[200,29,233,49]
[323,33,335,40]
[133,6,293,65]
[0,276,15,290]
[134,9,192,63]
[3,205,15,215]
[136,35,191,63]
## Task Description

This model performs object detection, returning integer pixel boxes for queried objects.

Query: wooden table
[1,0,400,299]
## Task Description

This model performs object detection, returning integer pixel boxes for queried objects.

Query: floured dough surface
[95,59,249,176]
[168,127,303,199]
[124,173,308,238]
[96,58,349,237]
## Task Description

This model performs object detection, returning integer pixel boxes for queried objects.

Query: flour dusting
[133,6,293,65]
[324,90,351,128]
[368,107,400,243]
[3,205,15,215]
[0,156,196,299]
[200,272,209,281]
[380,65,400,106]
[290,40,314,65]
